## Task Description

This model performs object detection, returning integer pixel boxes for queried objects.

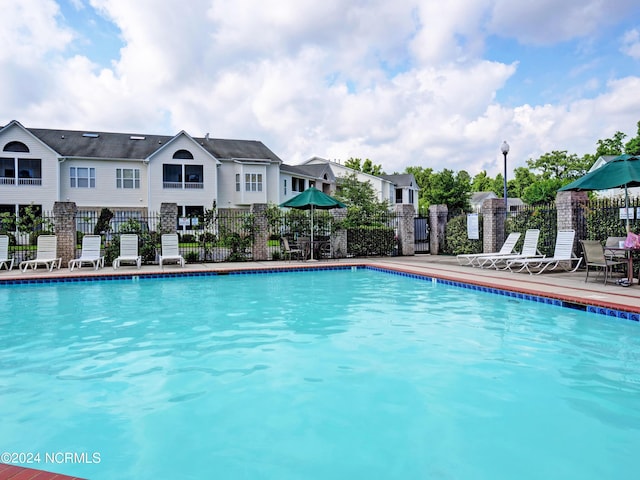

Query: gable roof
[281,163,336,182]
[470,191,498,205]
[26,126,282,163]
[380,173,418,188]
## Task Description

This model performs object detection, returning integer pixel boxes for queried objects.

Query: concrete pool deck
[1,254,639,316]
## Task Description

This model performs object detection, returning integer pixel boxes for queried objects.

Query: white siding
[148,135,218,212]
[0,124,59,211]
[60,158,148,208]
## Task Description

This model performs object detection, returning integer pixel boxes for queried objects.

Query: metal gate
[414,216,430,253]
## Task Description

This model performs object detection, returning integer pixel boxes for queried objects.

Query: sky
[2,0,640,178]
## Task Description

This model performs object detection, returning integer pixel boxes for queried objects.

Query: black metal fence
[443,196,640,258]
[2,208,405,265]
[507,202,558,256]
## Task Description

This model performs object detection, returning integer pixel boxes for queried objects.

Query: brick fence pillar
[556,190,588,255]
[53,201,77,268]
[251,203,269,261]
[331,208,348,258]
[482,198,507,253]
[428,204,448,255]
[395,203,415,256]
[160,203,178,234]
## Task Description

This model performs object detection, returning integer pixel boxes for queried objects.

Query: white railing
[163,181,204,189]
[0,177,16,185]
[18,178,42,186]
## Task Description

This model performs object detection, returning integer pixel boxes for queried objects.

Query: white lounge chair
[69,235,105,271]
[456,232,521,266]
[476,229,542,269]
[19,235,61,272]
[112,234,141,269]
[0,234,14,270]
[159,233,185,267]
[506,230,582,274]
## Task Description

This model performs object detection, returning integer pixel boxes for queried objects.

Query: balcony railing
[163,181,204,189]
[0,177,16,185]
[18,178,42,186]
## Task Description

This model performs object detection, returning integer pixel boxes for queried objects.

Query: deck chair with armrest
[603,236,628,261]
[69,235,104,271]
[19,235,61,272]
[281,237,304,261]
[112,234,141,269]
[475,229,542,269]
[0,235,14,271]
[456,232,521,266]
[506,230,582,275]
[580,239,627,285]
[159,233,185,267]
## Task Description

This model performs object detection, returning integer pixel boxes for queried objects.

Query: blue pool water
[1,269,639,479]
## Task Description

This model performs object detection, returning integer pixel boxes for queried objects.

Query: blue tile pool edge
[366,265,640,322]
[2,264,638,322]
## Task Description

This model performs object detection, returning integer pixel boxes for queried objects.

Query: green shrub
[185,251,199,263]
[444,214,483,255]
[180,233,197,243]
[347,226,395,256]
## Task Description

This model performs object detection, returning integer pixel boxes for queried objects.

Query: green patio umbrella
[559,154,640,232]
[280,187,346,260]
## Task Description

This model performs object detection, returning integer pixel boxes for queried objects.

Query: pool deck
[0,463,85,479]
[1,254,639,316]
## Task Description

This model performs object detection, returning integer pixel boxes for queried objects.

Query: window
[236,174,240,192]
[3,141,29,153]
[70,167,96,188]
[163,164,182,188]
[284,179,287,195]
[173,149,194,160]
[185,165,203,184]
[245,173,262,192]
[292,177,305,192]
[409,190,414,204]
[163,164,203,188]
[18,159,42,185]
[395,188,403,203]
[0,158,15,184]
[116,168,140,189]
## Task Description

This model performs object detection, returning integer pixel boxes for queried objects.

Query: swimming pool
[1,268,639,479]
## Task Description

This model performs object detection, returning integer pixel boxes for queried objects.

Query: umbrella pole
[309,206,315,261]
[625,184,630,233]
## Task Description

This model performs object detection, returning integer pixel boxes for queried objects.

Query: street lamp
[500,141,509,211]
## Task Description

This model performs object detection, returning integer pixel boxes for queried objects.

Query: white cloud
[1,0,640,181]
[621,29,640,59]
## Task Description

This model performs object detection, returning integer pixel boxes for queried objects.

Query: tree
[344,157,384,176]
[425,169,471,212]
[334,172,390,227]
[526,150,590,180]
[471,171,494,192]
[624,121,640,155]
[405,166,433,215]
[510,167,538,198]
[522,178,565,204]
[595,131,626,157]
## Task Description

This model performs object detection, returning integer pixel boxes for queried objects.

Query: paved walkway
[2,254,639,315]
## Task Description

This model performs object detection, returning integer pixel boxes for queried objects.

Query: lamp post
[500,141,509,211]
